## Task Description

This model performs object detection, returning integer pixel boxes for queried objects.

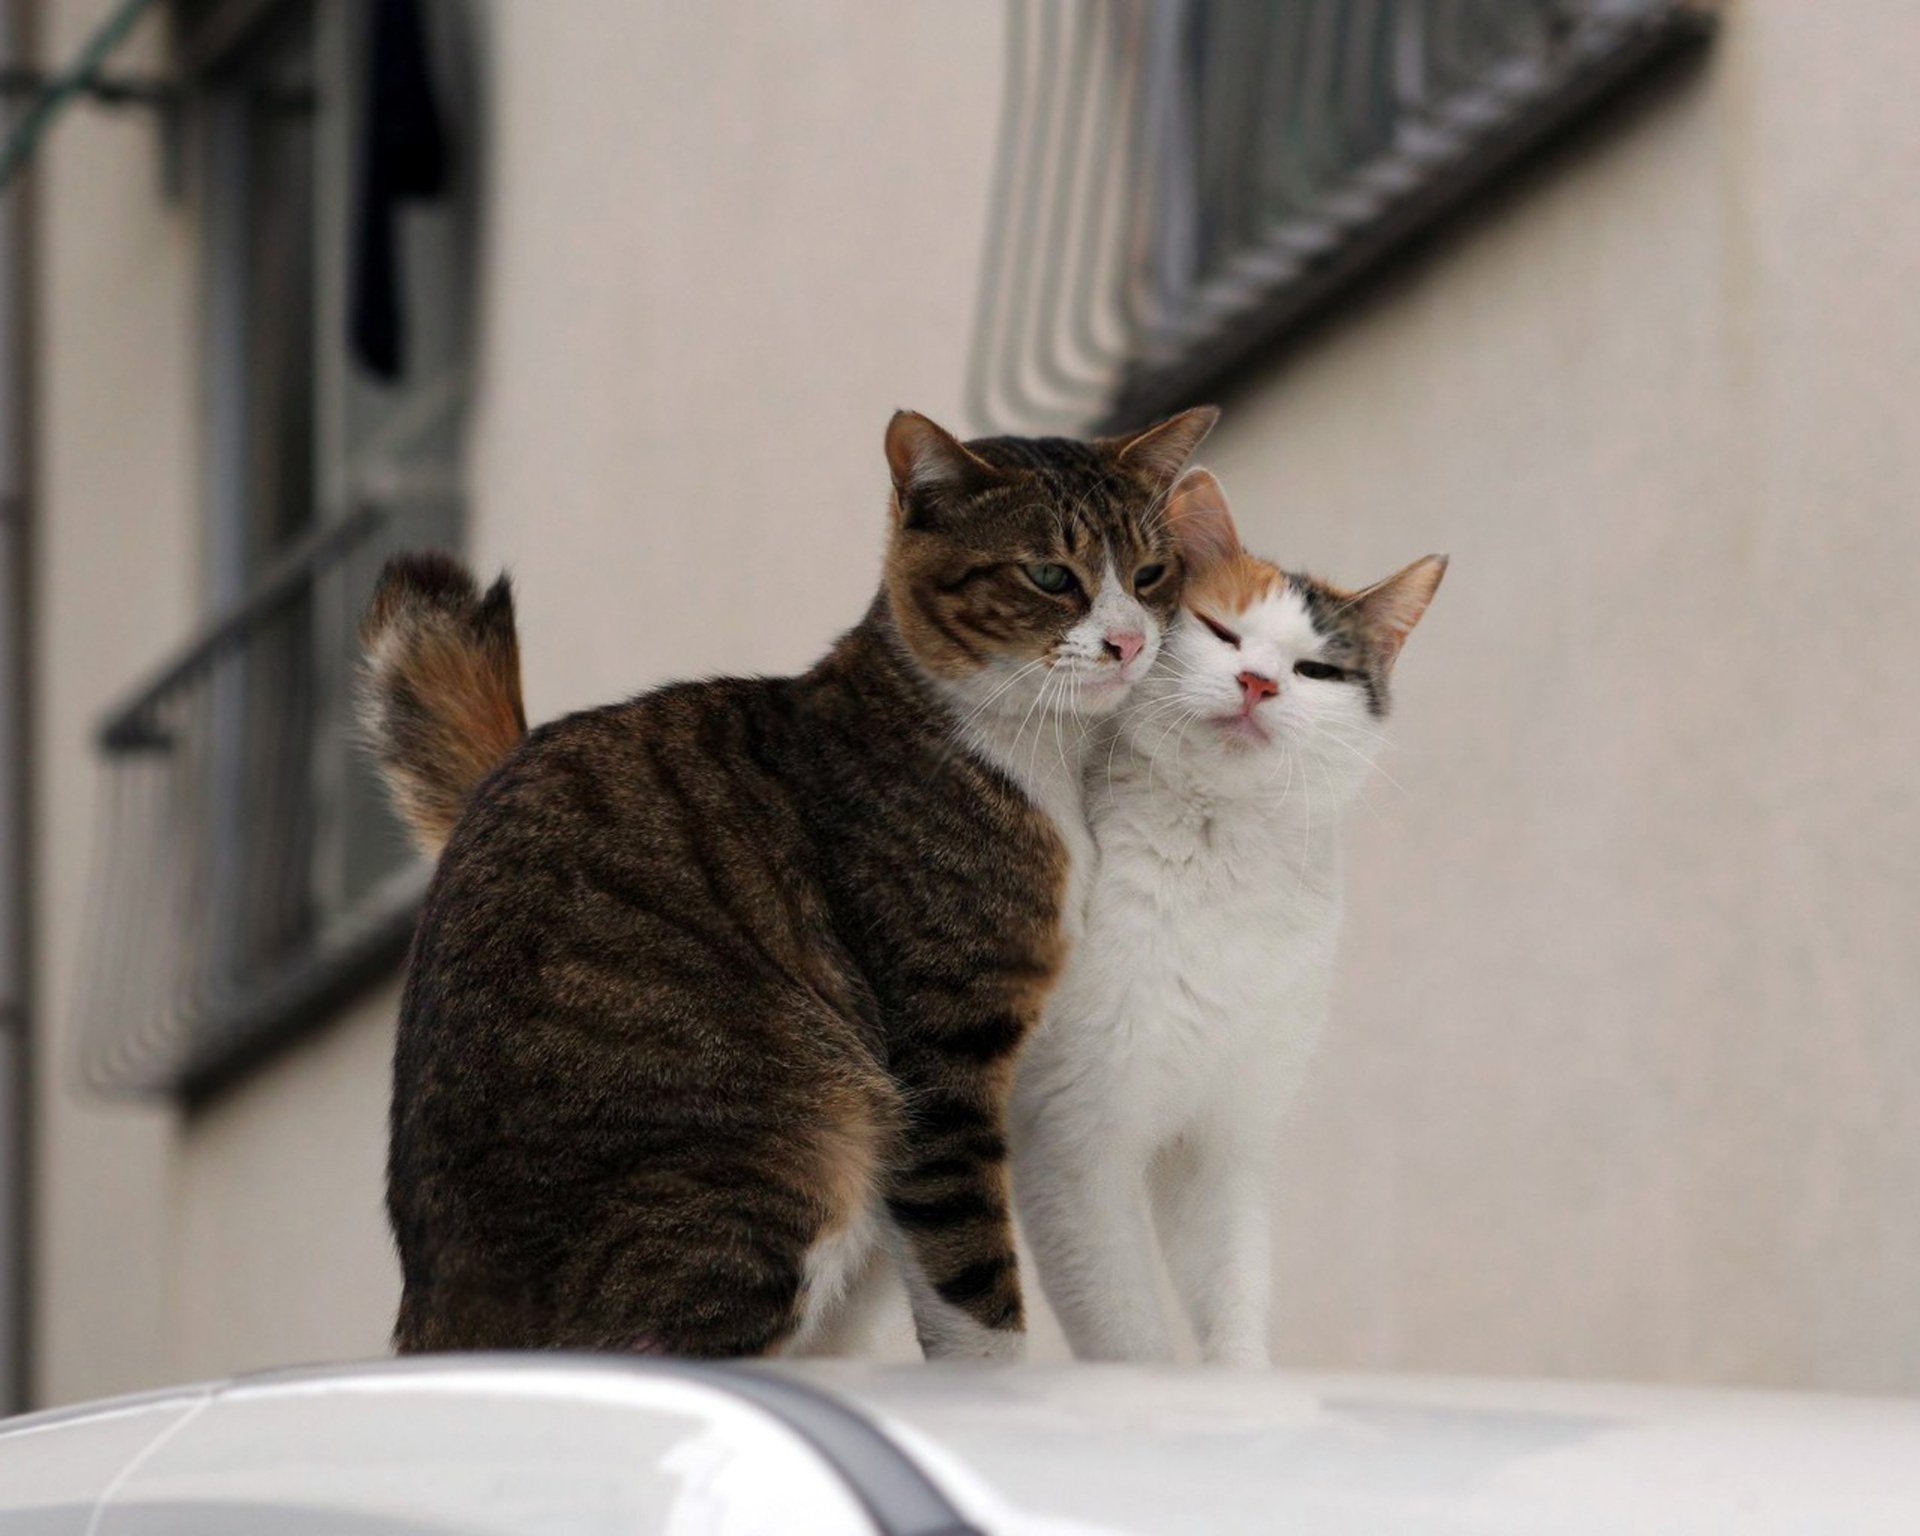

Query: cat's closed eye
[1294,659,1353,682]
[1196,613,1240,645]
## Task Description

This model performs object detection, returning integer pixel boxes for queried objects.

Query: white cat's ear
[1355,554,1448,666]
[1166,469,1242,573]
[885,410,1002,526]
[1106,405,1220,487]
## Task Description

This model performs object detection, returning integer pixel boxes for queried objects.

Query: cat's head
[1139,469,1446,794]
[882,407,1218,722]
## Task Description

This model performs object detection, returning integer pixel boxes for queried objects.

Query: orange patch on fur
[809,1068,899,1239]
[359,557,528,857]
[1184,549,1285,619]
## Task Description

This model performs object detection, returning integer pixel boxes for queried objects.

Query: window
[966,0,1714,434]
[78,0,481,1096]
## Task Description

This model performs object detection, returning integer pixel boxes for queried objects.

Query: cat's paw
[1199,1342,1272,1369]
[923,1323,1027,1364]
[953,1327,1027,1365]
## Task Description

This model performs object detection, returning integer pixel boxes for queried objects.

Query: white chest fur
[957,708,1098,948]
[1031,748,1342,1139]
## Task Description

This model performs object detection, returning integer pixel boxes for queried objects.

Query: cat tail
[358,551,528,858]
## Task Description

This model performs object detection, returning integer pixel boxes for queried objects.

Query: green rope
[0,0,165,190]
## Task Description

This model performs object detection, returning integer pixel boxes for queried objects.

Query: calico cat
[1011,469,1444,1365]
[359,405,1216,1359]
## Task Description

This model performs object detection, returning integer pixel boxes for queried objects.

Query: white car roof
[4,1356,1919,1535]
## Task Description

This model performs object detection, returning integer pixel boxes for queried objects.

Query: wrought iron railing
[967,0,1713,434]
[77,498,447,1097]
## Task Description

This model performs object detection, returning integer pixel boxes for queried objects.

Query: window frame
[1099,0,1718,432]
[964,0,1718,437]
[78,0,478,1099]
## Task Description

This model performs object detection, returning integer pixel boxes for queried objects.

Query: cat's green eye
[1294,659,1352,683]
[1024,562,1075,595]
[1134,563,1168,590]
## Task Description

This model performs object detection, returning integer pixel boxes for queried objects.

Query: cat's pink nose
[1238,670,1279,708]
[1104,630,1145,666]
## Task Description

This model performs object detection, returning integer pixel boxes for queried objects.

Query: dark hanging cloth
[350,0,450,381]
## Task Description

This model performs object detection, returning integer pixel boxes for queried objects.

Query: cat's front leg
[887,1226,1025,1363]
[885,1049,1029,1362]
[1156,1136,1274,1367]
[1014,1117,1178,1363]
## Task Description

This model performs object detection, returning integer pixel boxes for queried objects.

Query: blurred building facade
[11,0,1920,1411]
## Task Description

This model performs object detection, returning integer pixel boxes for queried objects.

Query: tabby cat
[360,405,1216,1358]
[1013,470,1445,1364]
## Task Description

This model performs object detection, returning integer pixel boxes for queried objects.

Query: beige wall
[33,0,195,1407]
[30,1,406,1404]
[28,0,1920,1407]
[1214,1,1920,1392]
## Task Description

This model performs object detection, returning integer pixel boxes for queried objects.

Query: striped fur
[368,408,1214,1360]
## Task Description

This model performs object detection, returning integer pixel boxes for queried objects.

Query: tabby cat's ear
[1354,554,1448,668]
[1106,405,1221,487]
[886,411,1002,528]
[1166,469,1242,574]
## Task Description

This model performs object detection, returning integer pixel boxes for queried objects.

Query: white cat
[1012,470,1445,1365]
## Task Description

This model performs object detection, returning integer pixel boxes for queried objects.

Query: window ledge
[169,861,427,1104]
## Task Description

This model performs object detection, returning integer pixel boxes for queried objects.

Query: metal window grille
[76,499,444,1097]
[75,0,479,1097]
[967,0,1713,435]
